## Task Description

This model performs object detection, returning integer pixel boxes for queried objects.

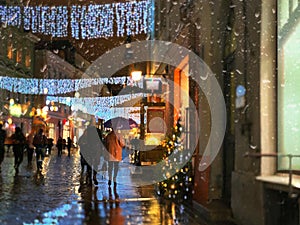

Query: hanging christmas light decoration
[0,76,139,95]
[46,94,143,118]
[0,0,152,39]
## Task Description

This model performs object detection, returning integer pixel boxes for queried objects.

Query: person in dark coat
[11,127,26,174]
[56,136,63,157]
[67,137,72,157]
[33,128,48,172]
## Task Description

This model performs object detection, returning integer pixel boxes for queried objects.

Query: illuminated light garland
[0,1,152,39]
[0,6,21,27]
[46,93,144,114]
[0,76,139,95]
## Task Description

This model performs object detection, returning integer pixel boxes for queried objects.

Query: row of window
[0,29,32,70]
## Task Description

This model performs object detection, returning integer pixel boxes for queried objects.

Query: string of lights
[0,76,138,95]
[0,1,152,39]
[46,93,144,115]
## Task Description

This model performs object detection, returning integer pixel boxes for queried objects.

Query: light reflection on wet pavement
[0,148,207,225]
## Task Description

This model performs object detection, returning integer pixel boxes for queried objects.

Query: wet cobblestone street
[0,148,213,225]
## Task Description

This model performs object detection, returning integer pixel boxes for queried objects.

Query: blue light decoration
[71,4,114,39]
[23,6,68,37]
[46,93,144,114]
[0,6,21,27]
[0,76,136,95]
[236,85,246,97]
[0,1,152,39]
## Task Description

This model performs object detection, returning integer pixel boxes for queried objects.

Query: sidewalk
[0,148,236,225]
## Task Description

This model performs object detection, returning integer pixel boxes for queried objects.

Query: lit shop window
[7,42,13,60]
[278,0,300,170]
[16,48,22,63]
[25,49,31,68]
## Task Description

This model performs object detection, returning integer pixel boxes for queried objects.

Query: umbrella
[104,117,138,130]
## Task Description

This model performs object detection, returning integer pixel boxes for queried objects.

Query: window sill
[256,174,300,191]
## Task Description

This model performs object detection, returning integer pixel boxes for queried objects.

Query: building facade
[155,0,300,224]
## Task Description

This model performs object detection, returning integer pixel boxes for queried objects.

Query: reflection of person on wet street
[107,186,125,225]
[33,128,48,172]
[0,123,7,173]
[78,179,101,224]
[11,127,26,174]
[105,128,125,186]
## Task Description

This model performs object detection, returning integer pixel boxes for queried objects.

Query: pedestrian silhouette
[33,128,48,173]
[11,127,26,175]
[105,128,125,187]
[67,137,72,157]
[56,136,63,157]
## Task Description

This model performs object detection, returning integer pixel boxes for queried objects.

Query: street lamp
[131,70,142,82]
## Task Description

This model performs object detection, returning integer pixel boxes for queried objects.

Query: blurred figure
[67,137,72,157]
[130,136,141,166]
[47,138,54,155]
[78,126,101,185]
[26,130,35,167]
[78,129,88,174]
[0,123,7,172]
[11,127,26,174]
[56,136,63,157]
[105,128,125,186]
[33,128,48,172]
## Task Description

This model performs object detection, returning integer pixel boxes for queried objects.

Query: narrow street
[0,147,211,225]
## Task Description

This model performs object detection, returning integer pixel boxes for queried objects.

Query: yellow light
[7,118,12,124]
[9,98,14,106]
[131,70,142,81]
[75,91,80,98]
[170,184,175,189]
[10,104,22,117]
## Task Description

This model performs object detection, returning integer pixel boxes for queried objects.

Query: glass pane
[278,23,300,170]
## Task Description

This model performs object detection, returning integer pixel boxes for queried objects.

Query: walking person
[67,137,72,157]
[26,130,35,167]
[78,129,88,174]
[105,128,125,187]
[56,136,63,157]
[0,123,7,173]
[33,128,48,172]
[11,127,26,174]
